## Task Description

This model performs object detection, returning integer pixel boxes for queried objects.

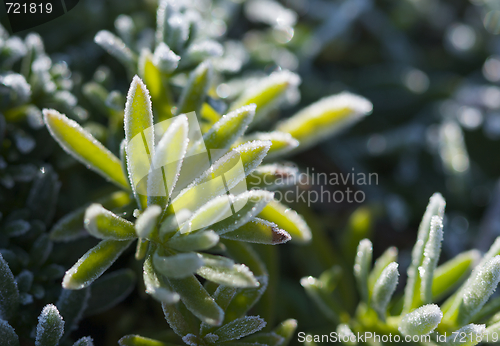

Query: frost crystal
[399,304,442,336]
[35,304,64,346]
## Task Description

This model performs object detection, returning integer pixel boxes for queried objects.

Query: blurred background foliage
[4,0,500,344]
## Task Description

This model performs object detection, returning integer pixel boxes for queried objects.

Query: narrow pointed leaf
[399,304,443,336]
[371,262,399,321]
[237,132,299,159]
[258,200,311,243]
[300,276,342,324]
[62,239,133,289]
[84,204,136,240]
[354,239,372,304]
[336,324,356,346]
[222,218,291,245]
[445,324,486,346]
[273,319,297,346]
[95,30,136,75]
[167,275,224,326]
[143,252,180,304]
[177,61,212,115]
[276,93,372,150]
[368,247,398,295]
[212,316,266,342]
[120,335,180,346]
[0,253,19,320]
[162,299,200,338]
[200,285,237,336]
[167,230,219,251]
[35,304,64,346]
[153,252,203,279]
[179,194,233,234]
[135,205,162,239]
[43,109,129,189]
[0,319,19,346]
[421,216,444,304]
[196,254,259,288]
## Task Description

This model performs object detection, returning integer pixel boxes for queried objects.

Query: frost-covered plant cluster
[302,193,500,345]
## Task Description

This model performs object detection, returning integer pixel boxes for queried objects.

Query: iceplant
[302,193,500,345]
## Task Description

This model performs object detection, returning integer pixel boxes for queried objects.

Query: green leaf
[370,262,399,321]
[354,239,372,304]
[85,269,136,316]
[212,316,266,342]
[95,30,136,76]
[368,247,398,296]
[0,319,19,346]
[445,324,485,346]
[246,164,299,190]
[224,275,268,324]
[237,132,299,159]
[420,216,444,304]
[300,276,342,324]
[258,200,311,243]
[62,239,133,289]
[243,332,284,346]
[179,194,233,234]
[135,205,162,239]
[4,219,30,237]
[124,76,155,209]
[211,190,274,236]
[201,104,256,150]
[154,43,180,73]
[196,254,259,288]
[0,253,19,320]
[35,304,65,346]
[403,192,446,313]
[153,252,203,279]
[167,275,224,326]
[119,335,181,346]
[221,218,291,245]
[167,230,220,251]
[275,93,372,150]
[57,288,90,340]
[84,204,136,240]
[162,300,200,338]
[399,304,442,336]
[147,115,188,208]
[273,319,297,346]
[50,191,132,242]
[177,61,213,115]
[143,251,180,304]
[43,109,129,189]
[73,337,94,346]
[29,234,52,268]
[230,70,300,125]
[200,285,237,335]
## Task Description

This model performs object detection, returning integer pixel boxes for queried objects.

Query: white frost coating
[42,109,126,188]
[168,230,220,251]
[73,336,94,346]
[276,92,372,149]
[420,215,444,304]
[0,319,19,345]
[213,315,266,342]
[35,304,64,346]
[203,333,219,343]
[135,205,162,238]
[354,239,373,303]
[153,252,204,278]
[243,131,299,158]
[186,40,224,61]
[399,304,443,336]
[124,76,154,198]
[458,255,500,325]
[179,194,233,234]
[94,30,135,67]
[197,254,259,288]
[262,199,312,243]
[233,140,272,175]
[153,42,180,73]
[371,262,399,320]
[1,73,31,104]
[446,324,486,346]
[0,253,19,321]
[147,114,188,198]
[404,192,446,313]
[84,204,135,240]
[166,14,190,51]
[245,0,297,27]
[177,61,212,113]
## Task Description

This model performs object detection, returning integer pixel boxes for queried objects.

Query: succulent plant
[302,192,500,345]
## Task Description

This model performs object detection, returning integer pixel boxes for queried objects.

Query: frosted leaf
[336,324,356,346]
[119,335,170,346]
[0,319,19,346]
[25,33,44,56]
[399,304,442,336]
[53,90,77,109]
[276,92,372,151]
[186,40,224,63]
[239,131,299,159]
[179,194,233,234]
[94,30,136,74]
[147,114,188,208]
[57,288,90,339]
[403,192,445,313]
[0,253,19,320]
[62,239,133,289]
[0,73,31,106]
[354,239,372,304]
[135,205,162,239]
[445,324,486,346]
[153,252,203,278]
[245,0,297,27]
[114,15,135,46]
[84,204,136,240]
[371,262,399,321]
[368,247,398,293]
[8,164,37,182]
[143,254,180,304]
[167,230,220,251]
[457,256,500,325]
[230,70,300,125]
[420,215,444,304]
[35,304,64,346]
[73,336,94,346]
[247,164,299,190]
[196,253,259,288]
[15,270,33,293]
[222,217,291,245]
[4,219,30,237]
[203,333,219,343]
[212,315,266,342]
[258,199,312,243]
[124,76,154,204]
[43,109,129,189]
[166,14,190,52]
[177,61,213,115]
[155,0,172,44]
[153,42,180,73]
